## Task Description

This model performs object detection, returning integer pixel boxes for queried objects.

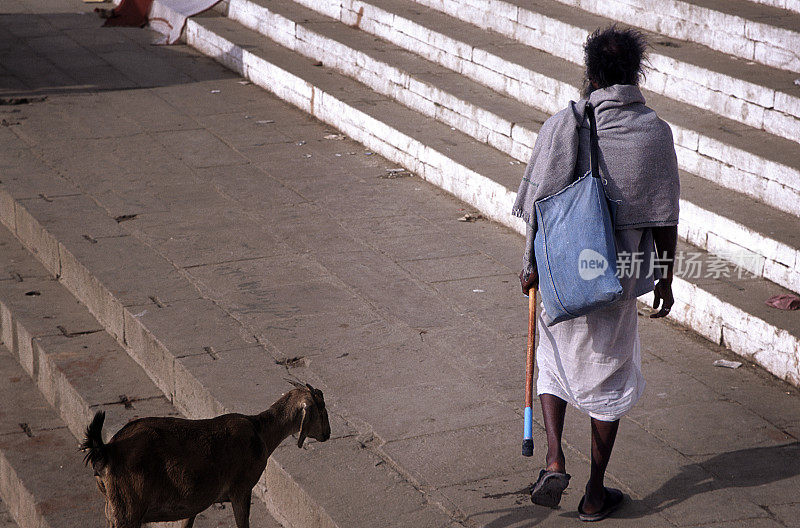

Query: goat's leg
[231,492,252,528]
[107,502,142,528]
[180,516,196,528]
[110,511,142,528]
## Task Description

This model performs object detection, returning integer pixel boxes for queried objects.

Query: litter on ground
[713,359,742,369]
[458,213,483,222]
[765,294,800,310]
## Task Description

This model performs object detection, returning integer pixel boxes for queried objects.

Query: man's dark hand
[650,278,674,318]
[519,268,539,295]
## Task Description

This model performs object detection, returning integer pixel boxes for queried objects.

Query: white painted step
[550,0,800,73]
[400,0,800,138]
[335,0,800,145]
[220,0,800,293]
[176,12,800,383]
[274,0,800,220]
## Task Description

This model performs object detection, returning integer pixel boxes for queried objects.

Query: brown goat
[81,382,330,528]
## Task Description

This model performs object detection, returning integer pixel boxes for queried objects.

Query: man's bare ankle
[545,455,566,473]
[582,484,605,512]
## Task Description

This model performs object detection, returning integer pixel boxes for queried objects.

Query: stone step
[400,0,800,138]
[0,231,180,442]
[750,0,800,14]
[216,0,800,292]
[0,499,17,528]
[548,0,800,73]
[5,9,798,389]
[271,0,800,220]
[0,344,106,528]
[0,228,285,528]
[0,343,279,528]
[186,12,800,384]
[0,167,456,526]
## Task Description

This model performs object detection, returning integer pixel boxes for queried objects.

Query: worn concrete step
[275,0,800,220]
[0,170,458,526]
[678,171,800,293]
[549,0,800,73]
[0,228,285,528]
[0,501,16,528]
[0,231,180,442]
[0,344,105,528]
[219,0,800,294]
[0,344,278,528]
[0,499,17,528]
[651,238,800,385]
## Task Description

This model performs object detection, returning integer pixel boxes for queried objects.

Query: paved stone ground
[0,498,15,528]
[3,0,800,526]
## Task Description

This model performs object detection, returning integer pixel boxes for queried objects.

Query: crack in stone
[56,325,102,338]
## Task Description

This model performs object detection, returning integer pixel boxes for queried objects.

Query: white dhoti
[535,297,645,421]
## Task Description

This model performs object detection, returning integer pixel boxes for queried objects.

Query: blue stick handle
[522,406,534,456]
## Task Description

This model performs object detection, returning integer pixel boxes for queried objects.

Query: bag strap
[585,103,600,179]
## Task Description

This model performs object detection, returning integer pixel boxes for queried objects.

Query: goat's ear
[297,402,308,448]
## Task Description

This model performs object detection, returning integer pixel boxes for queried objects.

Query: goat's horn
[284,378,306,390]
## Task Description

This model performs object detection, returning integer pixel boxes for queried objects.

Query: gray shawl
[512,85,680,232]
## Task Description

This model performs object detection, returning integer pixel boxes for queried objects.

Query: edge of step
[215,0,800,294]
[0,497,17,528]
[0,174,459,526]
[173,12,800,385]
[0,342,280,528]
[749,0,800,14]
[410,0,800,132]
[0,205,343,528]
[0,228,285,528]
[280,0,800,219]
[549,0,800,73]
[0,345,106,528]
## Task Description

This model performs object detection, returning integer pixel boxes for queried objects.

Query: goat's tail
[81,411,107,470]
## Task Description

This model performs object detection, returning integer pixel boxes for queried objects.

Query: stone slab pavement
[2,0,800,526]
[0,498,14,528]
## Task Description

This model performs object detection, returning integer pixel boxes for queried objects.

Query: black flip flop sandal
[530,469,571,508]
[577,487,625,522]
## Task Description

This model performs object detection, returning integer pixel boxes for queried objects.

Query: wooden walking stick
[522,288,537,457]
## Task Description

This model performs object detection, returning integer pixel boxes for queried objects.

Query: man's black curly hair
[583,25,648,96]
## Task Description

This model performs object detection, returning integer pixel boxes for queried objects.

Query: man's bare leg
[539,394,567,473]
[582,418,620,513]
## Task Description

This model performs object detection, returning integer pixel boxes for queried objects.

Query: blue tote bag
[533,103,622,326]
